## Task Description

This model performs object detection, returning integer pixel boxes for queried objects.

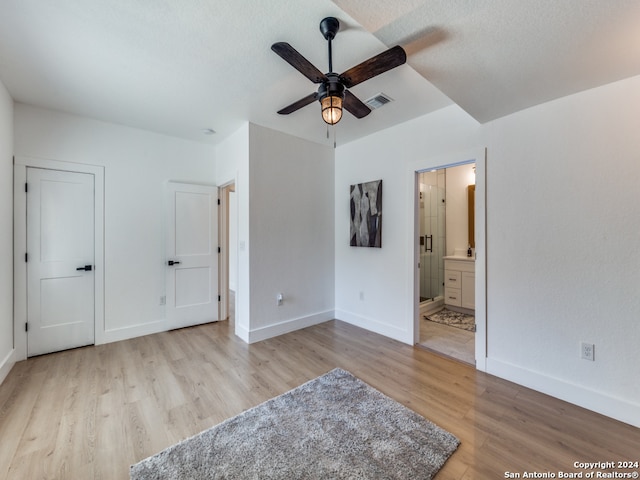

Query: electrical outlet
[159,295,166,306]
[581,342,595,361]
[277,293,283,306]
[359,291,365,301]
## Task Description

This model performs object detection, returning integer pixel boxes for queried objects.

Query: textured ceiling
[336,0,640,122]
[0,1,639,146]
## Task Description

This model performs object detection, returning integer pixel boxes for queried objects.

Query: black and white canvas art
[350,179,382,248]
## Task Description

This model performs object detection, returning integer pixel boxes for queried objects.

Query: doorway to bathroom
[416,162,477,365]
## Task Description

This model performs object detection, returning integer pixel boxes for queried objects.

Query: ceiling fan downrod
[319,17,340,73]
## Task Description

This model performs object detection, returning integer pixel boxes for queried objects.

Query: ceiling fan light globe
[321,95,343,125]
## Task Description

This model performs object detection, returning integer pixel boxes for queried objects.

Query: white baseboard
[419,297,444,317]
[245,310,335,344]
[98,319,169,345]
[0,348,16,385]
[486,358,640,428]
[335,309,413,345]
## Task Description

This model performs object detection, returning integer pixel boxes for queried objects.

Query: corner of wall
[0,79,15,385]
[0,349,16,385]
[245,311,335,344]
[334,310,414,345]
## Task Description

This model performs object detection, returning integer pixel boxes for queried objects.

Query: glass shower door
[419,171,445,302]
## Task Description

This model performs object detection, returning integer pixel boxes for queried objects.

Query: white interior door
[26,167,95,356]
[166,182,219,328]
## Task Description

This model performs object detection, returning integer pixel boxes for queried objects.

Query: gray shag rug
[425,309,476,332]
[130,368,459,480]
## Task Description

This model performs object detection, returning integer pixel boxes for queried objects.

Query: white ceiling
[1,1,639,147]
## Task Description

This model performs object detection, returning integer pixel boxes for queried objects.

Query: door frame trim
[409,147,487,371]
[14,156,105,359]
[217,181,235,322]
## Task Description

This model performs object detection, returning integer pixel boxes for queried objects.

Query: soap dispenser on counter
[467,244,472,257]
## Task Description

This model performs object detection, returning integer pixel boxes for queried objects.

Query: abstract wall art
[350,179,382,248]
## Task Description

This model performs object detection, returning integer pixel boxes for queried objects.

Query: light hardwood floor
[1,315,638,479]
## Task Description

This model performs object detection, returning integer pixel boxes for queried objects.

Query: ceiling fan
[272,17,407,125]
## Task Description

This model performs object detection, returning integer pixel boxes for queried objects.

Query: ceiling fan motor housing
[318,73,345,101]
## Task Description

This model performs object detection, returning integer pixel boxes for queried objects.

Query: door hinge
[25,253,28,262]
[218,246,221,254]
[25,322,28,332]
[217,198,221,205]
[25,182,28,193]
[218,295,221,302]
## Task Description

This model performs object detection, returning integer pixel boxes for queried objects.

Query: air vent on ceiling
[365,93,394,110]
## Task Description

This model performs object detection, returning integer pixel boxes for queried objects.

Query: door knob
[167,260,181,266]
[76,265,93,271]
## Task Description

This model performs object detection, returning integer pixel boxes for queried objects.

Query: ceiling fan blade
[277,92,319,115]
[343,90,371,119]
[271,42,328,84]
[339,45,407,88]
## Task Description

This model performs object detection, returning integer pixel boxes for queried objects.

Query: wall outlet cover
[581,342,595,361]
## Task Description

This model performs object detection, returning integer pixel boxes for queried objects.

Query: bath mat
[425,308,476,332]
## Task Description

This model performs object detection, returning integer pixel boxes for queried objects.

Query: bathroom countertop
[443,255,475,262]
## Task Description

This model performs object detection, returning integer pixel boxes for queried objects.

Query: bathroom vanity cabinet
[444,257,475,310]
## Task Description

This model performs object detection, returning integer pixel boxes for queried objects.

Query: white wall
[335,77,640,426]
[216,123,246,187]
[228,191,237,291]
[216,123,250,339]
[0,81,14,383]
[483,75,640,426]
[13,105,216,344]
[216,123,335,343]
[243,123,335,342]
[335,105,482,342]
[445,163,476,256]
